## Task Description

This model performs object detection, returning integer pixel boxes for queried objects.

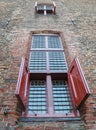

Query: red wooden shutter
[68,57,90,108]
[15,57,30,109]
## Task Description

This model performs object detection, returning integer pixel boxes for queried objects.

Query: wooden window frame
[35,2,56,15]
[22,73,78,117]
[29,34,68,73]
[15,34,90,118]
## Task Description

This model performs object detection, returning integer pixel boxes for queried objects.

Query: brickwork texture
[0,0,96,130]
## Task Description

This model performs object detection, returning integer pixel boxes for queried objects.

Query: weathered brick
[45,126,60,130]
[0,0,96,130]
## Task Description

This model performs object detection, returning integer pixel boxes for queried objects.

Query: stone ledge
[20,117,81,122]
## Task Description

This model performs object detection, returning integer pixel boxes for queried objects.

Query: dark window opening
[35,2,56,15]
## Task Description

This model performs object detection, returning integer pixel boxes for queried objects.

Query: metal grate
[52,80,73,114]
[28,80,47,114]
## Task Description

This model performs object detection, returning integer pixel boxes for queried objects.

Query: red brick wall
[0,0,96,129]
[1,30,96,130]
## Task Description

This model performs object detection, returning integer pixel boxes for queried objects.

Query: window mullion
[44,5,46,15]
[46,52,49,72]
[46,36,50,72]
[46,36,48,49]
[46,75,54,115]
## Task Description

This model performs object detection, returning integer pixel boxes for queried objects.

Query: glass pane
[37,5,44,10]
[28,80,47,114]
[29,51,46,71]
[52,80,73,114]
[49,51,67,71]
[46,5,52,10]
[32,35,46,48]
[48,36,62,48]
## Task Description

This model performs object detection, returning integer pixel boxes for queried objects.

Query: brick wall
[0,0,96,129]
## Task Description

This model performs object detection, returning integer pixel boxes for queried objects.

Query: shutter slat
[68,57,90,108]
[15,57,30,109]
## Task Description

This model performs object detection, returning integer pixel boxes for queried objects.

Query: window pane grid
[52,80,72,114]
[48,36,62,48]
[29,51,46,71]
[28,80,47,114]
[46,5,52,10]
[29,35,68,72]
[32,35,46,48]
[37,5,44,10]
[49,52,67,71]
[28,35,74,116]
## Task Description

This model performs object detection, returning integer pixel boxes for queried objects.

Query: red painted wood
[68,57,90,108]
[15,57,30,109]
[46,75,54,114]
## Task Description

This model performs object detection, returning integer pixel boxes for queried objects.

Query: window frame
[35,2,56,15]
[16,33,90,118]
[23,74,78,118]
[29,34,68,73]
[25,34,78,117]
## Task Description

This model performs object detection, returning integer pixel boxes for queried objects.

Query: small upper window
[35,1,56,15]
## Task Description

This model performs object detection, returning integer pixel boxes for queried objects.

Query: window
[15,34,90,118]
[52,80,72,114]
[29,35,68,73]
[35,2,56,15]
[28,80,47,115]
